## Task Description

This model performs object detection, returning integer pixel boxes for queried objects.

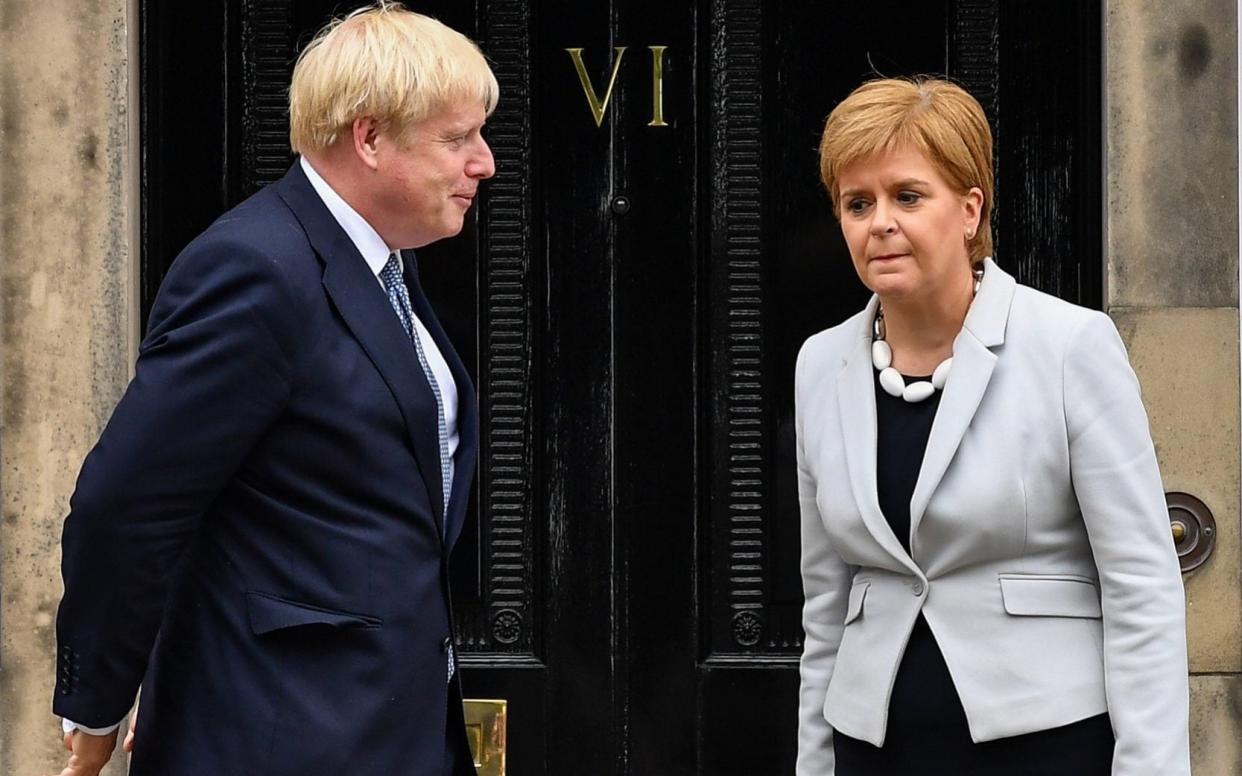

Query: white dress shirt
[64,156,459,737]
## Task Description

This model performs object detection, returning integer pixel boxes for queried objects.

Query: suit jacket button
[911,580,925,596]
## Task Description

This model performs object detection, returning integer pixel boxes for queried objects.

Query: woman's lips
[871,253,907,261]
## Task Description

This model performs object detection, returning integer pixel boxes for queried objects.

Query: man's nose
[469,138,496,179]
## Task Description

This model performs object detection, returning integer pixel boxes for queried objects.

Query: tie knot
[381,252,402,285]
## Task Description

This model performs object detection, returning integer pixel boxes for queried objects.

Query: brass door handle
[464,698,507,776]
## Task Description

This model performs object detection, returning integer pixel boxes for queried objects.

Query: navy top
[874,371,941,555]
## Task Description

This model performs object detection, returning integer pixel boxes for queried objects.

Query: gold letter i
[649,46,668,127]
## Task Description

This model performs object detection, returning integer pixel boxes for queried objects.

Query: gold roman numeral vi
[566,46,670,128]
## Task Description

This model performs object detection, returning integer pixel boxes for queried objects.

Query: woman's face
[836,145,982,304]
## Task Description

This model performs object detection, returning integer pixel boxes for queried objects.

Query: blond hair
[819,77,994,265]
[289,2,499,153]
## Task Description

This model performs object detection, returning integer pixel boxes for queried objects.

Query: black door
[142,1,1100,773]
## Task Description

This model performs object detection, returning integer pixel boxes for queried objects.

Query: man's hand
[55,727,119,776]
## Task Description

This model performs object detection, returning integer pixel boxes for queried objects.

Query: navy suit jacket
[54,164,479,775]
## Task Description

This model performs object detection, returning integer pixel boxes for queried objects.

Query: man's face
[372,101,495,249]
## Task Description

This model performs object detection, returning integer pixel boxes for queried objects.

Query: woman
[795,77,1189,775]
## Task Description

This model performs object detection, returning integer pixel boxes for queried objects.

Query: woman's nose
[870,200,897,236]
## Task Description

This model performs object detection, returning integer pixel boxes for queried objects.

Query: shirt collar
[299,155,394,277]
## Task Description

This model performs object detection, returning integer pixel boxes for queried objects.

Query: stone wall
[1107,0,1242,773]
[0,0,138,774]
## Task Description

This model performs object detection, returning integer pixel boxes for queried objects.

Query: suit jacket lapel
[401,251,478,550]
[275,165,448,537]
[909,258,1016,542]
[837,297,920,572]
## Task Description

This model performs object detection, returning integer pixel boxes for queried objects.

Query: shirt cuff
[62,717,123,736]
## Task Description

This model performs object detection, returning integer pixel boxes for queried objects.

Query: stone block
[1190,674,1242,775]
[0,0,136,774]
[1111,307,1241,673]
[1106,0,1239,307]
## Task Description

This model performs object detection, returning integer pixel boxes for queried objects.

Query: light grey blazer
[794,258,1189,776]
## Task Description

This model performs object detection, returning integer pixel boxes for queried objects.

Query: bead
[871,340,892,370]
[903,381,935,403]
[879,367,906,397]
[872,325,953,403]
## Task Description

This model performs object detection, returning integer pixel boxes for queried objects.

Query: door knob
[464,698,507,776]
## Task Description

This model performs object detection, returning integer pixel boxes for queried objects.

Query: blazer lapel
[401,251,478,550]
[275,165,448,535]
[837,297,920,572]
[909,258,1016,541]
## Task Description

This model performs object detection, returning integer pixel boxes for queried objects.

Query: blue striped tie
[379,252,456,682]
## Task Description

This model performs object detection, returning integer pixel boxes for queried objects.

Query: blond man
[53,4,495,774]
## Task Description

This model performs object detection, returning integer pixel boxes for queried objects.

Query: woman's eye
[846,198,869,214]
[897,191,921,205]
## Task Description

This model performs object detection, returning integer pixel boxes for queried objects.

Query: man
[53,4,495,774]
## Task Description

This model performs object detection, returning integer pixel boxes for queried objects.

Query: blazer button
[911,579,925,596]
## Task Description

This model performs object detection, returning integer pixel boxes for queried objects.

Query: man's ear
[351,117,382,171]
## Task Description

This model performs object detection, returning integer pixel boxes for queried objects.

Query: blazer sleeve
[53,238,300,727]
[795,343,853,776]
[1063,311,1190,776]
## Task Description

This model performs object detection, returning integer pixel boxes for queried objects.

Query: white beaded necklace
[872,270,982,404]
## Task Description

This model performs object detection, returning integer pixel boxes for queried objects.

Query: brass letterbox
[464,698,507,776]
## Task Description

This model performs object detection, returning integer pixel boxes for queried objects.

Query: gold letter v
[566,47,628,128]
